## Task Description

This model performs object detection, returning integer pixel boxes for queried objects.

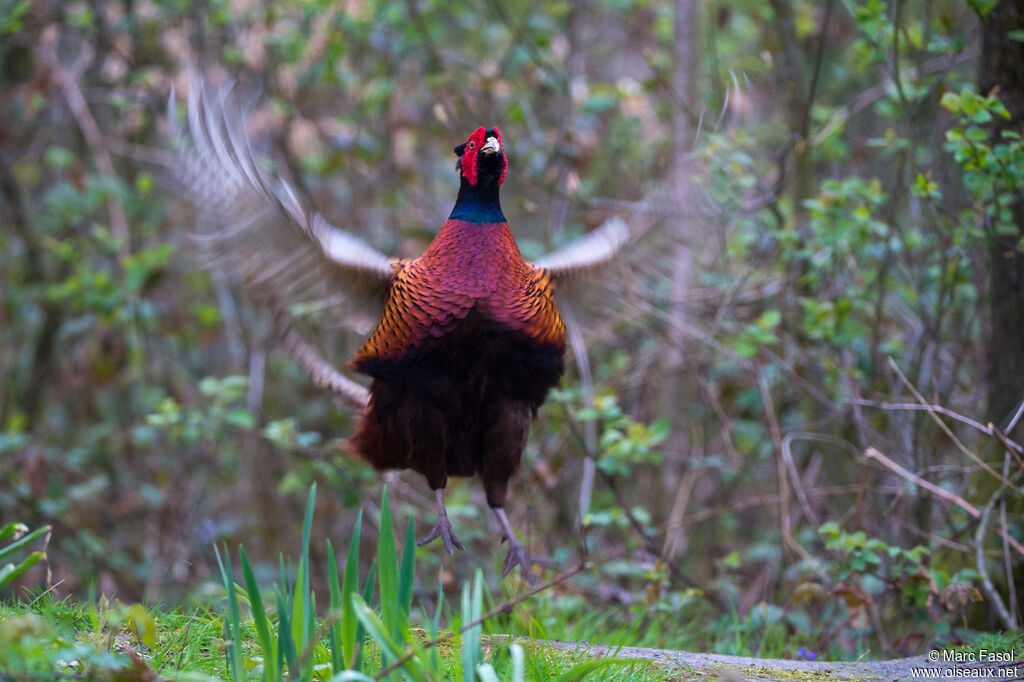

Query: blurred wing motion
[170,80,395,321]
[533,216,629,281]
[277,315,370,407]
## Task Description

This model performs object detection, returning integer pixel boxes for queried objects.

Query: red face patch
[460,126,507,186]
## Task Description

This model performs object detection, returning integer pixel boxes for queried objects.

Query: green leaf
[213,545,244,682]
[398,517,416,627]
[553,658,645,682]
[292,483,317,678]
[225,408,255,430]
[327,539,343,674]
[377,486,402,652]
[0,525,50,564]
[241,546,278,682]
[276,589,298,673]
[939,91,961,113]
[326,673,376,682]
[341,510,363,670]
[818,521,840,535]
[757,309,782,329]
[0,522,27,543]
[462,570,484,682]
[126,604,156,649]
[510,643,525,682]
[476,664,501,682]
[351,594,427,682]
[0,551,44,589]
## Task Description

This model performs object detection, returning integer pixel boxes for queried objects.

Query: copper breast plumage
[349,219,565,370]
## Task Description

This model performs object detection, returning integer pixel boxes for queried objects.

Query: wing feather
[171,79,395,320]
[532,216,629,281]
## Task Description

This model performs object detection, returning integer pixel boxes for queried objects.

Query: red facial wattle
[461,127,507,187]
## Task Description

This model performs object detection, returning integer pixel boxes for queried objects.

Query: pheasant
[172,82,628,579]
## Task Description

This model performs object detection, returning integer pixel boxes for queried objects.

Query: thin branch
[990,425,1024,475]
[811,48,980,146]
[888,357,1017,488]
[975,488,1018,630]
[1000,453,1020,629]
[865,447,980,517]
[851,398,1024,454]
[40,33,130,259]
[865,447,1024,557]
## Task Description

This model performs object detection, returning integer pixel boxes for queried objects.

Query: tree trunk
[661,0,699,560]
[979,2,1024,436]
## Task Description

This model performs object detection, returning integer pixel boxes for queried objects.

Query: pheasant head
[450,127,507,223]
[454,127,507,188]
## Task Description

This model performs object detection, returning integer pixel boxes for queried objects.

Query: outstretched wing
[532,216,629,282]
[171,80,395,324]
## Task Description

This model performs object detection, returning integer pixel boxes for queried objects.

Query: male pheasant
[172,83,628,579]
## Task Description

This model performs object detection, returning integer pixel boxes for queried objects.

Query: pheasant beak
[480,137,501,156]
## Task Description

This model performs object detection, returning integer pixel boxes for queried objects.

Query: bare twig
[852,399,1024,454]
[865,447,1024,557]
[663,465,699,560]
[1000,453,1020,628]
[40,31,130,259]
[865,447,980,517]
[811,48,980,146]
[677,484,904,526]
[755,369,791,536]
[975,488,1019,630]
[990,425,1024,474]
[888,358,1016,488]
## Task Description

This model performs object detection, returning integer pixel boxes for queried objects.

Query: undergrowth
[0,485,665,681]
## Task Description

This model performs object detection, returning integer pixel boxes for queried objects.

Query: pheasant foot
[417,488,464,554]
[494,508,553,583]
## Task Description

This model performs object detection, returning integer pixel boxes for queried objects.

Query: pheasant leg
[493,508,553,583]
[417,488,465,554]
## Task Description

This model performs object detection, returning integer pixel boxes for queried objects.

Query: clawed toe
[420,488,464,554]
[417,517,465,554]
[500,540,553,583]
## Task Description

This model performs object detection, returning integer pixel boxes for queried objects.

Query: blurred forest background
[2,0,1024,660]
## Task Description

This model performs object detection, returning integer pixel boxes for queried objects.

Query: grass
[0,485,671,681]
[7,483,1012,680]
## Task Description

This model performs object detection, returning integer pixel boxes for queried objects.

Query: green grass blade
[341,510,363,670]
[426,584,445,673]
[377,486,402,651]
[239,546,278,682]
[397,517,415,626]
[350,593,426,682]
[0,551,44,589]
[362,559,377,606]
[327,538,343,673]
[214,545,245,682]
[510,643,525,682]
[551,657,645,682]
[279,554,292,614]
[476,664,500,682]
[325,672,376,682]
[354,558,377,670]
[293,483,317,664]
[0,522,25,542]
[0,524,50,562]
[276,588,297,674]
[461,570,484,682]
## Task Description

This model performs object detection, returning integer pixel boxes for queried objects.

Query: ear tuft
[453,142,467,157]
